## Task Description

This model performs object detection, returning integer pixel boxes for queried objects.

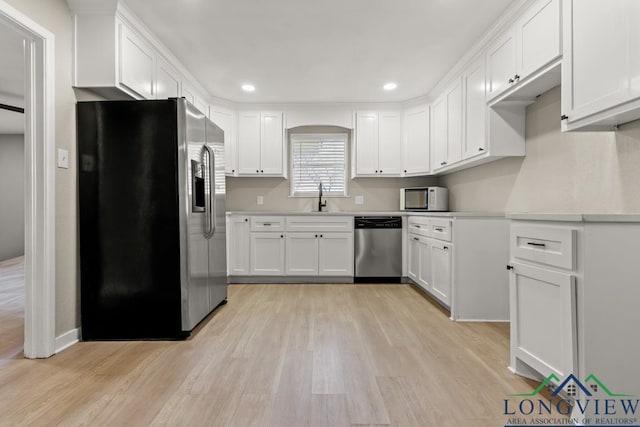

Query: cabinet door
[155,56,180,99]
[355,112,379,175]
[487,28,517,99]
[237,112,261,175]
[430,240,452,307]
[561,0,630,123]
[417,237,431,290]
[212,107,237,175]
[407,235,420,282]
[377,111,402,176]
[516,0,561,80]
[431,96,448,171]
[260,111,284,175]
[509,263,577,378]
[403,106,430,175]
[250,232,285,275]
[446,80,463,165]
[318,233,354,276]
[118,24,155,99]
[286,233,319,276]
[227,216,250,275]
[462,58,487,159]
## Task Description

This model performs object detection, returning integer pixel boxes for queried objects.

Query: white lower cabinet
[228,215,353,279]
[227,216,250,275]
[318,233,354,276]
[407,235,421,283]
[416,237,431,290]
[430,240,452,307]
[250,232,285,276]
[285,233,319,276]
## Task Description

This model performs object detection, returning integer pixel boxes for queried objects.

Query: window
[290,133,348,197]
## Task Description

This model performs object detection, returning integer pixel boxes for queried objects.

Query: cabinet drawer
[250,216,285,232]
[286,216,353,232]
[430,219,452,242]
[511,224,575,270]
[407,217,431,237]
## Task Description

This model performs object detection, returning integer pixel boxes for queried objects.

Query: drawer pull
[413,237,419,241]
[527,242,546,248]
[434,227,444,232]
[444,246,449,250]
[263,223,272,226]
[506,265,514,270]
[414,225,421,228]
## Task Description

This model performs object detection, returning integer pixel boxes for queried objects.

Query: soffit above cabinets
[121,0,515,103]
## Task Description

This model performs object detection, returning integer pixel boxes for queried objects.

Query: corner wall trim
[55,328,80,354]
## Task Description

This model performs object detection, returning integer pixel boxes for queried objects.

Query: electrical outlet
[355,195,364,205]
[257,195,264,205]
[57,149,69,169]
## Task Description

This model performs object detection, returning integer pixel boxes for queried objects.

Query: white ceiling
[124,0,514,103]
[0,23,25,133]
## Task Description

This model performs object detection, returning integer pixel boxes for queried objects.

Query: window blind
[290,134,347,197]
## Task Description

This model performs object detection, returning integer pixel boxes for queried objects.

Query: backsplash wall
[226,176,438,212]
[440,86,640,213]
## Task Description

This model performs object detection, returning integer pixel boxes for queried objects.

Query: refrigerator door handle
[203,144,216,239]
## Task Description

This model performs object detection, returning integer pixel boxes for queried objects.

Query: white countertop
[507,213,640,222]
[226,211,505,218]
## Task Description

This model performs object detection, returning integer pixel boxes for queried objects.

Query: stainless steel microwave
[400,187,449,211]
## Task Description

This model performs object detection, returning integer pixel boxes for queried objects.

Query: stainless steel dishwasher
[354,216,402,283]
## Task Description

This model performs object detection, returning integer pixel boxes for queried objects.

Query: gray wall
[0,134,24,261]
[440,86,640,213]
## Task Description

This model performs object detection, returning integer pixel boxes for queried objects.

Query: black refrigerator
[77,98,227,340]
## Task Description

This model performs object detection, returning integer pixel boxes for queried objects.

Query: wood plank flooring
[0,283,555,426]
[0,256,24,360]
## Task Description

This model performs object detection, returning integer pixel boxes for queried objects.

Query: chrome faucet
[318,181,327,212]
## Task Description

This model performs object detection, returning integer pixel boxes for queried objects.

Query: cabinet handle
[508,78,514,84]
[232,169,235,173]
[263,223,272,226]
[478,147,484,151]
[320,234,323,238]
[527,242,546,248]
[506,265,514,270]
[261,170,264,173]
[444,246,449,250]
[413,237,419,241]
[414,225,421,228]
[280,235,284,238]
[561,115,569,121]
[380,170,383,173]
[256,169,259,173]
[514,74,520,81]
[315,234,318,238]
[434,227,444,232]
[404,170,407,173]
[244,218,248,222]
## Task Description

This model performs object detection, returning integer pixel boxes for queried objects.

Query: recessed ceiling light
[383,82,397,91]
[241,84,256,92]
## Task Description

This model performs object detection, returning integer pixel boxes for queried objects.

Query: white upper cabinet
[487,0,561,102]
[431,96,447,172]
[354,112,379,175]
[462,57,487,159]
[119,23,155,99]
[446,79,463,165]
[487,28,517,100]
[431,79,462,172]
[516,0,561,79]
[402,106,430,176]
[562,0,640,130]
[237,111,284,176]
[181,82,196,105]
[354,111,402,177]
[155,56,180,99]
[211,106,237,176]
[377,112,402,175]
[260,112,284,175]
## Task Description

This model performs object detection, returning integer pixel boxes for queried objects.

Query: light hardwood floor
[0,256,24,360]
[0,283,554,426]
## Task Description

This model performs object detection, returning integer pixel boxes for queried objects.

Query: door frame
[0,1,56,358]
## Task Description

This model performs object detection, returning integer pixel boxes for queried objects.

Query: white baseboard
[55,327,80,353]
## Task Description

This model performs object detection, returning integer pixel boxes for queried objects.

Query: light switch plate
[355,195,364,205]
[257,195,264,205]
[57,148,69,169]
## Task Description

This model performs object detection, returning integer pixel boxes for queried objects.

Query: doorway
[0,0,56,359]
